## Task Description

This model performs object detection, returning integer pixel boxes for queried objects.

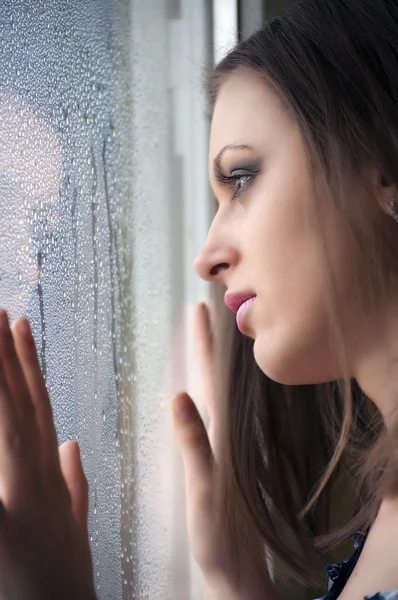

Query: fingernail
[73,440,81,458]
[67,440,81,459]
[173,395,196,422]
[198,302,207,314]
[0,309,11,339]
[18,318,34,344]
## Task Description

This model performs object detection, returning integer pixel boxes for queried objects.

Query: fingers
[193,303,220,451]
[0,311,36,420]
[194,303,213,356]
[59,441,89,536]
[0,311,38,500]
[11,317,60,476]
[171,392,214,491]
[193,303,216,418]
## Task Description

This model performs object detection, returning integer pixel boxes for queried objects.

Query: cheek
[245,195,342,385]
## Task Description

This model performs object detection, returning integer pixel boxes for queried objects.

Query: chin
[252,333,335,387]
[253,336,295,385]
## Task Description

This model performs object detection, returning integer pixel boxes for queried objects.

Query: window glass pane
[213,0,238,61]
[0,1,124,596]
[0,0,212,598]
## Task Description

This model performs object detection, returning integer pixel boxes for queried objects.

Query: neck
[352,304,398,427]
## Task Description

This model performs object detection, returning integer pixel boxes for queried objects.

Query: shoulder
[314,530,398,600]
[314,532,367,600]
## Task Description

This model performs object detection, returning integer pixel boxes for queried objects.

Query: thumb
[171,393,214,489]
[59,440,89,536]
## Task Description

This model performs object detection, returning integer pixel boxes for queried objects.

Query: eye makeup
[214,159,262,201]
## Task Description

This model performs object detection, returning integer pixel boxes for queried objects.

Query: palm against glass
[0,310,95,600]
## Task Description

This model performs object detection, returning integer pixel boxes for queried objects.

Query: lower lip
[236,297,256,332]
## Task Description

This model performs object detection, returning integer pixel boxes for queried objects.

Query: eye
[231,171,254,200]
[214,165,259,201]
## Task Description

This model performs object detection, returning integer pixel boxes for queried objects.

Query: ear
[379,174,397,218]
[363,164,398,221]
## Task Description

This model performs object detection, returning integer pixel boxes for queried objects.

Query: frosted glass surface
[0,0,211,598]
[0,1,124,597]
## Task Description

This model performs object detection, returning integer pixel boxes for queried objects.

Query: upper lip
[224,291,256,313]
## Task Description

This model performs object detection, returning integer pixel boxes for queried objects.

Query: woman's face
[194,70,355,386]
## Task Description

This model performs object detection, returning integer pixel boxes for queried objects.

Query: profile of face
[194,70,376,387]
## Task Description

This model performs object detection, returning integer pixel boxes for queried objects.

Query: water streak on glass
[0,1,127,596]
[0,0,211,598]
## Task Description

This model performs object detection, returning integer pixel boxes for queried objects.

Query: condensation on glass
[0,0,212,599]
[0,1,126,596]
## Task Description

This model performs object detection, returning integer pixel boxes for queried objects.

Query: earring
[388,198,398,223]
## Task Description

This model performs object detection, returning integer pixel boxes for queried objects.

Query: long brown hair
[207,0,398,588]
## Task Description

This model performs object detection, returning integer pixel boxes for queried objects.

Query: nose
[193,240,238,283]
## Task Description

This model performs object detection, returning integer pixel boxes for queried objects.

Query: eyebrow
[213,144,252,173]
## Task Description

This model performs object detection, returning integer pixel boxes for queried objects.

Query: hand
[171,303,276,599]
[0,309,96,600]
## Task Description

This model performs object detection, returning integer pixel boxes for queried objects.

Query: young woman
[0,0,398,598]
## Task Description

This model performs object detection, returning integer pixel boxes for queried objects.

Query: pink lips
[224,292,256,313]
[224,291,256,332]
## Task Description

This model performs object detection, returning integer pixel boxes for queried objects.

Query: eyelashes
[214,163,260,201]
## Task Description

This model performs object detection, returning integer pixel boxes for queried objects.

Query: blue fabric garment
[313,532,398,600]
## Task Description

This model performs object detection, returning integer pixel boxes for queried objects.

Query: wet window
[0,1,212,598]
